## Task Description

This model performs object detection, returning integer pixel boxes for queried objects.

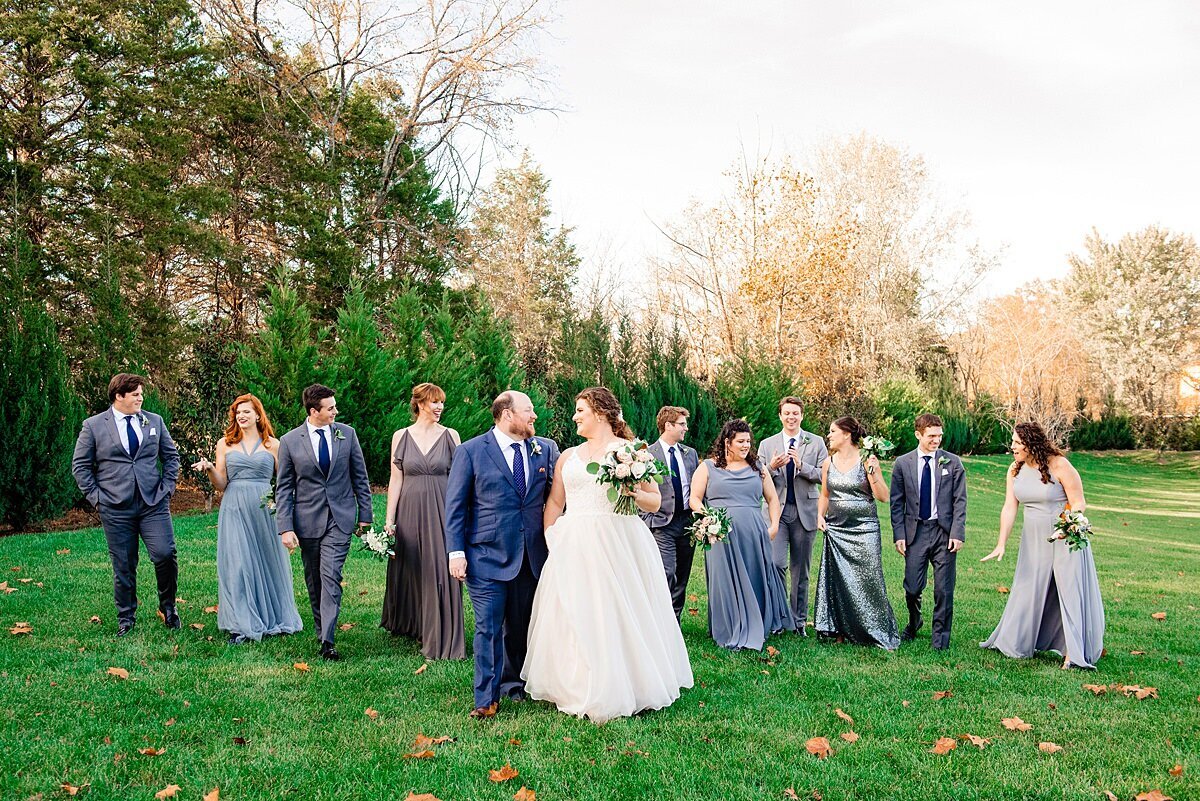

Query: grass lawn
[1,452,1197,801]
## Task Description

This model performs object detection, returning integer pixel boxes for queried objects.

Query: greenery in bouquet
[859,435,895,474]
[1050,508,1092,552]
[259,486,277,515]
[358,526,396,560]
[688,506,732,550]
[586,440,669,515]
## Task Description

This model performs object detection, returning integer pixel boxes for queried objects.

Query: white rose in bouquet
[617,449,634,464]
[635,449,652,462]
[631,462,647,479]
[614,463,632,479]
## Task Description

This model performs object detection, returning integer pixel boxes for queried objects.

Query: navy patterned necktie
[317,428,331,477]
[511,443,527,499]
[919,455,933,519]
[669,446,684,516]
[785,437,796,504]
[125,415,140,458]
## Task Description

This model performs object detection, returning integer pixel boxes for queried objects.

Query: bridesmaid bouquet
[859,435,895,474]
[586,440,669,515]
[688,506,732,550]
[259,487,277,515]
[358,527,396,560]
[1050,508,1092,552]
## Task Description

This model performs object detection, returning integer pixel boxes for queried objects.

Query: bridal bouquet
[1050,507,1092,552]
[586,440,669,515]
[688,506,732,550]
[860,435,895,474]
[358,527,396,560]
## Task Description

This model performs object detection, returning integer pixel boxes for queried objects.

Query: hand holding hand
[281,531,299,553]
[449,556,467,581]
[980,544,1005,562]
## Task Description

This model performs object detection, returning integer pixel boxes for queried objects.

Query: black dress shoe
[116,620,135,637]
[320,642,341,661]
[162,607,181,629]
[900,628,916,642]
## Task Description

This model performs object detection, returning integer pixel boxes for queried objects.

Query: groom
[445,390,559,719]
[889,413,967,649]
[276,384,373,661]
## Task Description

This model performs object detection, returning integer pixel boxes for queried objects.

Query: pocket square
[940,468,948,476]
[150,427,157,437]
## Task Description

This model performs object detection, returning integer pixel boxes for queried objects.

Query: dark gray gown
[703,460,795,650]
[380,428,465,660]
[216,443,303,640]
[814,458,899,650]
[980,465,1105,668]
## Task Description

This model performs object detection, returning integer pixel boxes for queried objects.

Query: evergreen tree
[715,357,804,444]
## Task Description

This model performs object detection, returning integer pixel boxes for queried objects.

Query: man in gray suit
[277,384,373,661]
[758,396,827,632]
[639,405,699,620]
[72,373,181,636]
[889,413,967,649]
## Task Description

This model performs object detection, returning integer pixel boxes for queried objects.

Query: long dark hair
[1011,421,1063,484]
[576,387,636,440]
[710,419,761,471]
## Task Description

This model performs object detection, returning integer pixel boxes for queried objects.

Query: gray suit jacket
[889,449,967,544]
[275,422,373,538]
[639,440,699,529]
[72,409,179,510]
[759,431,827,530]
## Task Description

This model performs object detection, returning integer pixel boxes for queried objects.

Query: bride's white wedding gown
[522,444,694,723]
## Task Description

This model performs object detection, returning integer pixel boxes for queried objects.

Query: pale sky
[507,0,1200,296]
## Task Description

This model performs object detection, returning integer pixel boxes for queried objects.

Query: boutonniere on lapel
[136,412,148,428]
[938,455,950,476]
[333,428,346,441]
[801,435,812,446]
[529,438,543,457]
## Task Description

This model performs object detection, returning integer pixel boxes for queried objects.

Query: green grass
[2,452,1197,800]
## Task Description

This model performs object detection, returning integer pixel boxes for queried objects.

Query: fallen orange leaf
[412,733,454,748]
[1151,612,1167,621]
[0,582,13,594]
[804,737,832,759]
[840,731,859,743]
[997,586,1010,594]
[489,763,520,782]
[138,747,166,756]
[403,750,436,759]
[1130,650,1147,655]
[1038,741,1063,754]
[60,783,89,796]
[931,737,956,754]
[155,785,181,800]
[1134,792,1172,801]
[89,615,101,624]
[106,667,130,680]
[959,734,990,748]
[783,790,800,801]
[364,708,379,720]
[293,662,310,672]
[189,623,205,630]
[204,605,218,613]
[203,789,219,801]
[513,787,537,801]
[57,548,71,555]
[1103,792,1118,801]
[933,690,953,700]
[766,645,780,658]
[834,708,854,726]
[509,737,522,746]
[9,621,32,635]
[1168,765,1183,777]
[339,623,355,631]
[1001,716,1032,731]
[1082,684,1107,695]
[414,664,428,675]
[404,794,441,801]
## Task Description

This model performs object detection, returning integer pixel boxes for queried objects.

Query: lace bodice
[562,445,622,516]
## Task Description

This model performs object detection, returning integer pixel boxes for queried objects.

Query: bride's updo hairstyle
[832,416,866,446]
[710,418,761,472]
[576,387,636,440]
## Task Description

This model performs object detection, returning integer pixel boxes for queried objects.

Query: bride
[522,387,693,722]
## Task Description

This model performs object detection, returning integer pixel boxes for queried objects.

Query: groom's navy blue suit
[445,429,559,708]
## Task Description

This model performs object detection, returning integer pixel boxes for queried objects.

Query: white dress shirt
[657,438,691,502]
[492,427,531,486]
[111,407,141,455]
[306,421,334,463]
[917,447,939,520]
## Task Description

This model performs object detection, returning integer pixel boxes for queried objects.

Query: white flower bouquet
[1050,507,1092,552]
[358,527,396,560]
[687,506,732,550]
[586,440,669,515]
[859,435,895,474]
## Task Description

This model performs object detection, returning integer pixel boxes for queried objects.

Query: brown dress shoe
[469,702,498,719]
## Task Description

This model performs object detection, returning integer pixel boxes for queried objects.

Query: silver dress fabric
[813,459,899,649]
[980,464,1105,668]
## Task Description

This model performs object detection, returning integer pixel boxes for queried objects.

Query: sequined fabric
[814,459,900,649]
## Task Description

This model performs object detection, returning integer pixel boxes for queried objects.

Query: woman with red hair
[193,395,303,644]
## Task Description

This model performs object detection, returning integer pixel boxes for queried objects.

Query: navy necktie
[919,455,932,520]
[785,437,796,505]
[511,443,527,499]
[669,446,684,516]
[317,428,331,477]
[125,415,140,458]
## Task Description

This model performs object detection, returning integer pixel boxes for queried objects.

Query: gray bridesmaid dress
[380,428,465,660]
[813,458,899,650]
[981,464,1105,668]
[703,459,795,650]
[216,442,303,640]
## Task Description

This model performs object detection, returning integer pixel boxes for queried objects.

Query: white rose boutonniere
[334,428,346,441]
[529,438,543,457]
[137,412,149,428]
[938,455,950,467]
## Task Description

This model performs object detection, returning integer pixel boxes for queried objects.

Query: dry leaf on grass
[56,548,70,555]
[1134,792,1173,801]
[1083,684,1107,695]
[293,662,310,672]
[0,582,14,594]
[106,667,130,680]
[231,737,248,745]
[1130,650,1147,655]
[766,645,780,658]
[997,586,1010,594]
[189,623,205,630]
[364,708,379,720]
[1151,612,1167,621]
[203,789,219,801]
[1116,685,1158,700]
[1001,717,1032,731]
[403,750,436,760]
[513,787,536,801]
[932,691,953,700]
[412,733,454,748]
[834,708,854,726]
[88,615,101,624]
[155,785,181,800]
[509,738,522,746]
[404,795,441,801]
[840,732,859,743]
[414,664,428,675]
[1103,792,1119,801]
[60,783,89,796]
[9,622,32,635]
[1038,742,1063,754]
[782,789,800,801]
[138,747,166,756]
[204,605,218,613]
[931,737,956,755]
[804,737,832,759]
[1168,765,1183,777]
[489,763,519,782]
[339,623,355,631]
[959,734,990,748]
